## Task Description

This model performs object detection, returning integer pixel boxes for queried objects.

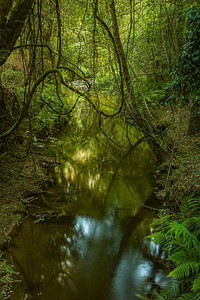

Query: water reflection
[8,206,167,300]
[6,134,168,299]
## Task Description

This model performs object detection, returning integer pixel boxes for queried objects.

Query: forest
[0,0,200,299]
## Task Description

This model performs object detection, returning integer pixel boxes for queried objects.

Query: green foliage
[31,82,70,134]
[171,3,200,102]
[145,86,169,107]
[1,69,24,87]
[0,49,10,64]
[157,278,180,300]
[96,74,115,91]
[149,195,200,299]
[1,68,24,103]
[0,252,17,299]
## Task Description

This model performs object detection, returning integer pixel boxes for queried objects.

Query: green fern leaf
[150,215,173,227]
[169,248,200,265]
[168,261,200,278]
[158,278,180,300]
[148,232,169,246]
[168,250,189,265]
[187,197,200,213]
[177,293,195,300]
[192,274,200,292]
[166,221,198,250]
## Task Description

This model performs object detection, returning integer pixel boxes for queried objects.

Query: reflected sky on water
[6,131,168,300]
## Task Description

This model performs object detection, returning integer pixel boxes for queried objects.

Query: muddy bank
[0,150,56,248]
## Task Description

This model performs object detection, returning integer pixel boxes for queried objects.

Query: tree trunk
[108,0,168,160]
[109,0,134,108]
[0,0,34,66]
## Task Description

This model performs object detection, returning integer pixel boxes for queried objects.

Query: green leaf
[158,278,180,300]
[168,261,200,278]
[192,274,200,292]
[177,293,195,300]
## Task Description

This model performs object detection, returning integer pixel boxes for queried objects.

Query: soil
[152,105,200,210]
[0,148,56,248]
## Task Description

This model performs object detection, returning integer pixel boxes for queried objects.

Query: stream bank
[0,142,58,299]
[3,128,169,300]
[1,104,199,299]
[0,147,56,248]
[153,104,200,209]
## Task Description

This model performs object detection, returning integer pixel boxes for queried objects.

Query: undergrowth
[0,252,17,300]
[149,195,200,299]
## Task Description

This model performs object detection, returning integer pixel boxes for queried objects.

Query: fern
[168,250,191,265]
[186,196,200,214]
[177,293,195,300]
[158,278,180,300]
[168,261,200,278]
[166,221,198,250]
[150,215,173,227]
[149,195,200,299]
[148,231,171,249]
[181,195,200,218]
[192,274,200,292]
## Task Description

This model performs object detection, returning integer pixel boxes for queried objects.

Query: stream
[6,123,168,300]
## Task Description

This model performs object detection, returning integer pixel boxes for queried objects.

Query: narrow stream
[6,126,168,300]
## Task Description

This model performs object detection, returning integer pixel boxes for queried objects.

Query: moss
[0,49,10,65]
[153,105,200,209]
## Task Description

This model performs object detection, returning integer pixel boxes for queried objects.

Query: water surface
[7,133,167,299]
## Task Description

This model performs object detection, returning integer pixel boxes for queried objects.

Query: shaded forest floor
[153,105,200,209]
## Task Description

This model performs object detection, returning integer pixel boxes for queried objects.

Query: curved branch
[98,115,125,150]
[60,76,123,118]
[0,66,124,139]
[55,0,62,68]
[59,66,91,90]
[0,69,59,139]
[13,43,54,54]
[95,14,125,112]
[40,94,80,115]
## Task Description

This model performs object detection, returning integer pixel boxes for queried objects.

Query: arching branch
[0,69,59,139]
[0,67,124,139]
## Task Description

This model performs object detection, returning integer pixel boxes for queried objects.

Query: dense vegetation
[0,0,200,299]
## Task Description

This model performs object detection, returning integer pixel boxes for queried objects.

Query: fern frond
[168,261,200,278]
[166,221,198,250]
[148,232,172,250]
[148,232,167,244]
[168,250,189,265]
[192,274,200,292]
[158,278,180,300]
[150,215,173,227]
[177,293,195,299]
[183,217,200,239]
[182,216,200,227]
[169,248,200,265]
[194,294,200,300]
[148,196,200,299]
[186,196,200,213]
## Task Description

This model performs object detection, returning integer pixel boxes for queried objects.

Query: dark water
[6,134,168,300]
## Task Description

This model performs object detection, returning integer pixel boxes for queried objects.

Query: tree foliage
[0,0,200,298]
[171,2,200,103]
